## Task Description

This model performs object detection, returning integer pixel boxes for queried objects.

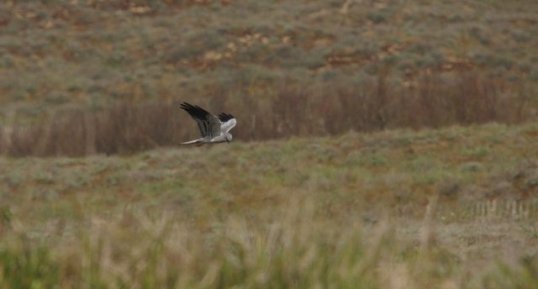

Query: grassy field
[1,0,538,288]
[2,0,538,109]
[1,0,537,156]
[1,122,537,288]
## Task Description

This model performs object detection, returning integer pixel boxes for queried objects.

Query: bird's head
[225,133,233,142]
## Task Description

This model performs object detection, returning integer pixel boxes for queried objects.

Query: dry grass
[1,0,537,156]
[1,1,538,287]
[2,200,537,289]
[1,122,537,288]
[0,71,533,156]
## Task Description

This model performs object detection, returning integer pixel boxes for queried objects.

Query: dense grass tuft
[0,198,537,288]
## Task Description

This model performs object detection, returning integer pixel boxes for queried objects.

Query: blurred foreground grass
[1,122,537,288]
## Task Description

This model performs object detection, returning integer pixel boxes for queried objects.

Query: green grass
[1,0,535,157]
[1,0,537,116]
[1,122,537,288]
[1,1,538,286]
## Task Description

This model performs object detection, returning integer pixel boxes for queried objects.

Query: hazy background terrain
[1,0,537,155]
[0,1,537,288]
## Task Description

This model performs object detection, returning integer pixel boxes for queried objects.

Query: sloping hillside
[1,0,537,111]
[1,123,537,288]
[1,0,537,156]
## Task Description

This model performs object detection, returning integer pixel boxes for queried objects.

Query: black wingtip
[218,113,235,122]
[180,102,210,119]
[180,102,193,110]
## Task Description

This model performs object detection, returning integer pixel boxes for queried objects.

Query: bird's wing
[180,103,222,138]
[218,113,237,133]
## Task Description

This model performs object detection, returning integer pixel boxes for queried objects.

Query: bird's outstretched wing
[218,113,237,133]
[180,103,221,138]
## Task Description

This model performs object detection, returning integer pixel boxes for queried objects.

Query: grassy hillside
[1,0,538,109]
[1,1,538,287]
[1,0,537,157]
[1,123,537,288]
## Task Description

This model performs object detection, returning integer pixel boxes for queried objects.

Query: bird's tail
[181,138,204,145]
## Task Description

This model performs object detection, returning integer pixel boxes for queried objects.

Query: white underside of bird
[180,102,237,145]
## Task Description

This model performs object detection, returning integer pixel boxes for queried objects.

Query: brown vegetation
[0,71,533,156]
[1,0,537,157]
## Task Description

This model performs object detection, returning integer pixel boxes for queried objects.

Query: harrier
[180,102,237,145]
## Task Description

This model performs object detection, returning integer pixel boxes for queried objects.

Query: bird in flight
[180,102,237,145]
